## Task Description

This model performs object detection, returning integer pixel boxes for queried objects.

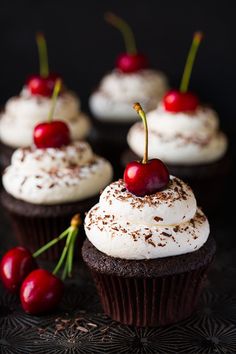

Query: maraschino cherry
[27,32,62,97]
[34,79,70,148]
[0,247,37,293]
[105,12,148,73]
[163,32,203,113]
[0,215,81,314]
[124,103,169,196]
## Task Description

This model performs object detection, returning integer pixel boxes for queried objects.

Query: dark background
[0,0,236,139]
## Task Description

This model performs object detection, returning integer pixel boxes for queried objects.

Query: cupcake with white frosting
[1,141,113,259]
[82,176,215,326]
[89,13,168,167]
[1,80,112,260]
[124,33,230,211]
[0,33,91,169]
[82,103,216,327]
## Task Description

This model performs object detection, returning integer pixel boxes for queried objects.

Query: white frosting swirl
[84,177,210,260]
[0,88,91,148]
[89,69,168,122]
[2,142,113,205]
[128,104,228,165]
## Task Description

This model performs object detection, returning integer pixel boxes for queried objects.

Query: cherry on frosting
[124,103,169,196]
[33,79,71,148]
[164,32,203,113]
[27,32,62,97]
[105,12,149,73]
[163,90,199,113]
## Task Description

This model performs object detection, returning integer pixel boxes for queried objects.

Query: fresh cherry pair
[0,247,63,315]
[0,215,81,315]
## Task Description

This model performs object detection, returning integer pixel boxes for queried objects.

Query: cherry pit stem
[180,31,203,93]
[33,214,81,280]
[133,103,148,164]
[47,79,61,123]
[36,32,49,78]
[105,12,137,54]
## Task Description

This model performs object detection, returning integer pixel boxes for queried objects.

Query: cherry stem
[47,79,61,123]
[180,31,203,93]
[36,32,49,78]
[133,103,148,164]
[52,214,81,280]
[33,214,81,281]
[32,229,69,258]
[105,12,137,54]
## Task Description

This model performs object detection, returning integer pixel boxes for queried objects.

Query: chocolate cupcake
[1,141,113,260]
[82,177,215,327]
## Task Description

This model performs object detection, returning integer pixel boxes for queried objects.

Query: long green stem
[133,103,148,164]
[67,230,78,277]
[32,229,69,258]
[52,230,73,276]
[36,32,49,78]
[52,214,82,279]
[47,79,61,123]
[105,12,137,54]
[180,32,203,93]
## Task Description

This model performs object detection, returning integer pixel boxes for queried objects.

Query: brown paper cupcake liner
[90,265,209,327]
[82,238,216,327]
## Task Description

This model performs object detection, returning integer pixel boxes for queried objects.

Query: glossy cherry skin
[34,120,70,148]
[20,269,64,315]
[0,247,37,293]
[163,90,199,113]
[27,73,61,97]
[124,159,170,197]
[116,53,148,73]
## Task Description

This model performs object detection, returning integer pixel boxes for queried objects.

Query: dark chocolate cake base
[1,191,99,261]
[82,237,216,327]
[121,149,232,215]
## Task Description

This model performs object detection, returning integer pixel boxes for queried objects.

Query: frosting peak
[0,88,90,148]
[89,69,168,122]
[128,104,228,165]
[84,177,209,260]
[3,142,113,205]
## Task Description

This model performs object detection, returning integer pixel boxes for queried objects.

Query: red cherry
[116,53,148,73]
[20,269,63,315]
[124,159,169,197]
[27,73,61,97]
[0,247,37,293]
[163,90,199,113]
[34,121,70,148]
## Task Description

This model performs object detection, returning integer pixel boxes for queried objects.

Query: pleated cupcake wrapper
[91,265,209,327]
[6,211,84,261]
